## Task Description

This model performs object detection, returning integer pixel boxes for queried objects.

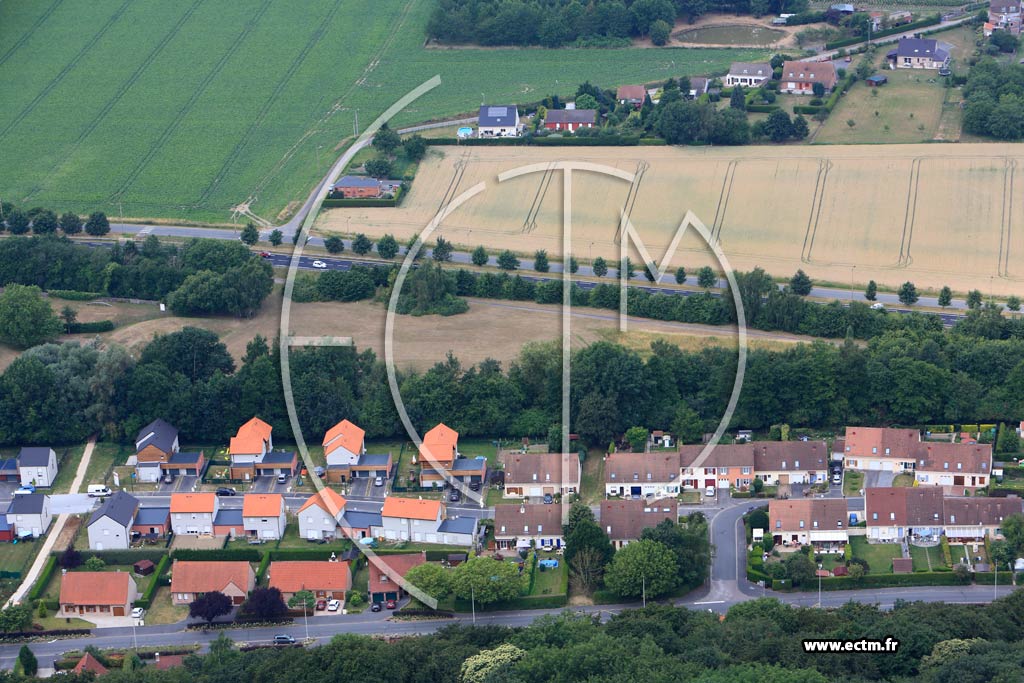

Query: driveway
[863,470,895,489]
[348,477,373,499]
[49,494,97,515]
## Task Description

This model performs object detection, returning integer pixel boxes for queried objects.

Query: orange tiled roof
[381,496,442,521]
[74,652,109,676]
[269,561,352,593]
[230,417,273,455]
[169,492,216,514]
[322,419,365,455]
[368,552,426,595]
[170,560,253,594]
[243,494,283,518]
[420,423,458,465]
[298,488,346,519]
[60,571,131,606]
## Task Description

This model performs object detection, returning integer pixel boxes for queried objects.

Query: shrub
[68,320,115,334]
[48,290,101,301]
[940,536,952,566]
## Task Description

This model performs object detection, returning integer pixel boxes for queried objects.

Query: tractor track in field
[22,0,207,204]
[192,0,345,210]
[897,157,922,268]
[800,158,831,263]
[0,0,132,142]
[108,0,274,203]
[0,0,66,70]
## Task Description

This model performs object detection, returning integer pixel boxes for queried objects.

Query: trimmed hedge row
[170,548,258,561]
[268,548,353,561]
[746,104,781,113]
[78,549,167,564]
[793,105,825,115]
[68,320,115,333]
[27,555,57,602]
[824,14,941,49]
[48,290,102,300]
[393,608,455,618]
[133,554,171,609]
[424,135,645,148]
[809,571,967,591]
[0,629,90,642]
[974,571,1014,584]
[255,552,272,584]
[323,196,399,209]
[455,593,569,611]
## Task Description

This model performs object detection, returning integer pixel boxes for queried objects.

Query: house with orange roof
[169,493,219,535]
[73,652,109,676]
[842,426,921,473]
[297,487,347,540]
[60,571,138,617]
[242,494,286,539]
[368,551,426,604]
[169,560,255,605]
[323,419,365,476]
[379,496,478,545]
[268,560,352,602]
[228,417,274,481]
[419,423,459,468]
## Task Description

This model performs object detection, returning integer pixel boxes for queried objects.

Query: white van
[87,485,112,497]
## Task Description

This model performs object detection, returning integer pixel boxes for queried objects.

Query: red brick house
[544,109,596,132]
[332,175,382,198]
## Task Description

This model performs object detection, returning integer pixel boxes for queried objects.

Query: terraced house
[502,451,581,500]
[605,451,681,499]
[753,440,831,485]
[493,503,564,550]
[768,498,848,550]
[600,498,679,549]
[679,444,754,491]
[866,487,1022,544]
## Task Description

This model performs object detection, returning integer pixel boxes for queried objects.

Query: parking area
[249,475,292,493]
[863,470,895,489]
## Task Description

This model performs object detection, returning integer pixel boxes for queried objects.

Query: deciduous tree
[352,233,374,256]
[84,211,110,237]
[533,250,549,273]
[240,222,260,246]
[190,591,233,623]
[325,236,344,254]
[697,266,716,289]
[450,557,522,605]
[592,256,608,277]
[604,539,679,598]
[377,234,399,259]
[246,587,287,620]
[471,245,489,267]
[0,284,62,349]
[59,212,83,235]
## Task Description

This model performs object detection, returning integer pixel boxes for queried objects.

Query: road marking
[693,600,725,605]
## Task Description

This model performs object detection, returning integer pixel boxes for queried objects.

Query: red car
[260,251,271,258]
[385,599,397,610]
[315,599,327,611]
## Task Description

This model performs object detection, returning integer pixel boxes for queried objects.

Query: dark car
[543,493,554,505]
[315,599,327,611]
[469,481,480,492]
[449,490,461,502]
[385,599,397,610]
[216,487,237,496]
[371,602,382,612]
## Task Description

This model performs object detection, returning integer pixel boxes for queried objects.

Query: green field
[0,0,767,224]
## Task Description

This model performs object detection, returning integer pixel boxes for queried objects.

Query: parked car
[327,599,342,612]
[312,260,327,269]
[385,599,397,610]
[315,599,327,611]
[274,635,296,644]
[314,466,326,477]
[277,473,288,484]
[469,481,480,492]
[832,473,842,484]
[449,489,461,502]
[374,476,385,487]
[14,485,35,496]
[216,487,237,496]
[871,302,885,311]
[130,607,145,619]
[163,473,174,484]
[371,602,382,612]
[543,493,553,505]
[705,486,716,498]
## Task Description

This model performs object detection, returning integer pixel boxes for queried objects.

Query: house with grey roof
[477,105,520,137]
[132,507,170,537]
[340,510,382,540]
[18,447,57,488]
[436,516,480,546]
[725,62,773,88]
[6,493,52,537]
[544,108,596,132]
[87,491,139,550]
[887,37,950,69]
[332,175,383,199]
[135,418,182,483]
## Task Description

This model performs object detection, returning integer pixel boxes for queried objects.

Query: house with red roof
[60,571,138,617]
[243,494,286,539]
[367,552,426,604]
[780,60,838,94]
[73,652,109,676]
[228,417,297,482]
[297,487,347,540]
[379,496,478,546]
[170,560,255,605]
[323,419,365,482]
[268,560,352,602]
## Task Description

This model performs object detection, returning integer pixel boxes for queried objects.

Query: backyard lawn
[909,543,945,571]
[849,536,901,574]
[84,443,132,487]
[144,587,189,625]
[579,451,604,505]
[892,474,915,487]
[531,556,567,597]
[0,539,44,603]
[50,445,87,494]
[843,471,864,497]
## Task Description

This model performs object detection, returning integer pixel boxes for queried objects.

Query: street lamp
[817,563,823,608]
[302,584,310,642]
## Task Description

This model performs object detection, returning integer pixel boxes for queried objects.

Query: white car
[327,599,341,612]
[705,486,716,498]
[870,302,885,311]
[131,607,145,619]
[312,260,327,269]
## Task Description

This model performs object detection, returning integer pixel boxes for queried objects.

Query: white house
[323,419,365,467]
[242,494,286,540]
[494,504,564,550]
[169,493,218,535]
[501,452,581,500]
[86,491,139,550]
[6,493,52,537]
[297,487,347,540]
[378,497,444,542]
[477,105,520,137]
[604,452,681,499]
[18,447,57,488]
[724,62,773,88]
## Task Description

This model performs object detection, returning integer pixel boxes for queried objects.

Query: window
[775,520,781,528]
[872,512,878,520]
[742,467,751,475]
[885,448,890,455]
[957,463,962,470]
[950,515,955,523]
[524,526,529,533]
[537,525,543,533]
[782,461,787,469]
[944,462,949,470]
[500,525,506,533]
[646,473,652,480]
[813,521,818,528]
[799,520,805,528]
[872,447,877,454]
[381,575,388,583]
[545,473,550,481]
[890,512,895,520]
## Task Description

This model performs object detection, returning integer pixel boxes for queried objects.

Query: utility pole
[471,584,476,624]
[642,574,646,608]
[303,585,310,642]
[817,563,823,608]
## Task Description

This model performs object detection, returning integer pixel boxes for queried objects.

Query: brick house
[544,109,596,132]
[990,0,1022,34]
[60,571,138,617]
[170,560,255,605]
[780,61,838,94]
[368,552,426,604]
[599,498,679,549]
[332,175,382,198]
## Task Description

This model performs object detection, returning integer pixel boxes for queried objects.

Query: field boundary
[712,159,737,242]
[999,158,1015,278]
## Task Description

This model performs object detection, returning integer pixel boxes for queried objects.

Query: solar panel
[487,106,508,117]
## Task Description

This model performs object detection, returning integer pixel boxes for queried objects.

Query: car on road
[871,302,885,311]
[705,486,716,498]
[385,599,397,610]
[373,476,385,487]
[216,487,237,496]
[312,260,327,268]
[260,251,271,258]
[274,635,296,645]
[327,599,342,612]
[87,485,111,497]
[14,485,35,496]
[131,607,145,619]
[449,489,461,502]
[543,493,553,505]
[371,602,382,612]
[277,473,288,484]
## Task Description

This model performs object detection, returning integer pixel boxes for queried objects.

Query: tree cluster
[962,58,1024,140]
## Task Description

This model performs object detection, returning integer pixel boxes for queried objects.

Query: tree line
[12,590,1024,682]
[426,0,809,47]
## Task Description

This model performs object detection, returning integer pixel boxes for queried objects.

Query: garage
[704,478,716,488]
[112,606,125,616]
[869,460,883,470]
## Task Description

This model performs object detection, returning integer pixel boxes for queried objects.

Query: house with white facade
[242,494,286,540]
[86,491,139,550]
[378,497,444,542]
[5,493,51,537]
[477,105,520,137]
[297,487,347,540]
[768,498,848,550]
[679,444,755,490]
[493,504,563,550]
[753,440,831,485]
[18,447,57,488]
[724,62,773,88]
[604,452,681,499]
[502,452,581,500]
[912,442,992,494]
[322,419,365,482]
[865,487,944,542]
[169,493,218,535]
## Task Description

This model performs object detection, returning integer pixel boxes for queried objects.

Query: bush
[811,571,964,591]
[48,290,101,301]
[133,554,171,610]
[79,549,167,565]
[940,536,952,566]
[67,320,115,334]
[171,549,260,562]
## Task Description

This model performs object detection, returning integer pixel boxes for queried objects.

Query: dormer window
[890,512,895,520]
[950,515,955,523]
[813,520,818,528]
[775,520,781,528]
[872,447,877,454]
[957,463,962,470]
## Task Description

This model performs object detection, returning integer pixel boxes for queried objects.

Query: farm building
[544,109,596,132]
[477,105,520,137]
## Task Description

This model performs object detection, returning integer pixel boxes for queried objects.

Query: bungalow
[18,447,57,488]
[886,38,949,70]
[544,109,596,132]
[134,418,179,483]
[169,492,218,535]
[87,491,139,550]
[779,61,838,95]
[212,508,243,537]
[379,497,444,542]
[268,560,352,602]
[297,487,347,540]
[753,441,831,485]
[242,494,286,540]
[616,85,647,108]
[73,653,109,677]
[170,560,255,605]
[60,571,138,617]
[990,0,1022,34]
[322,419,365,481]
[493,504,563,550]
[477,105,520,137]
[912,442,991,493]
[679,444,755,490]
[842,426,921,472]
[132,506,170,538]
[501,452,581,500]
[688,78,709,100]
[604,452,681,499]
[724,62,773,88]
[599,498,679,549]
[6,493,51,537]
[943,495,1023,544]
[768,498,848,550]
[368,551,427,604]
[865,487,944,542]
[332,175,382,199]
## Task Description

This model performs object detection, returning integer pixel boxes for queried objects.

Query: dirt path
[6,437,96,607]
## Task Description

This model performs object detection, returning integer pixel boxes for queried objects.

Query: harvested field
[318,144,1024,294]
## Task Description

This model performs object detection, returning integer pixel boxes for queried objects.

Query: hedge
[255,552,272,584]
[731,491,751,498]
[747,567,770,584]
[323,196,399,209]
[793,105,825,115]
[78,549,167,564]
[268,548,353,561]
[171,548,259,562]
[424,135,644,148]
[973,571,1014,584]
[393,608,455,618]
[0,629,90,642]
[68,320,115,333]
[808,571,966,591]
[746,104,781,113]
[455,593,569,611]
[48,290,102,301]
[824,14,941,49]
[133,554,171,609]
[940,536,952,565]
[27,555,58,602]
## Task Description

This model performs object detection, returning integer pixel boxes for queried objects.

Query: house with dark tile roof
[599,498,678,549]
[87,491,139,550]
[18,447,57,488]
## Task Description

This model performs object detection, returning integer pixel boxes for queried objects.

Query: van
[87,485,112,497]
